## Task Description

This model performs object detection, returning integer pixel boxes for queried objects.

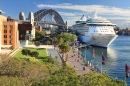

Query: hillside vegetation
[0,54,126,86]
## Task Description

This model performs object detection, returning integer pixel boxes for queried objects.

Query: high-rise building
[19,12,25,20]
[28,12,34,26]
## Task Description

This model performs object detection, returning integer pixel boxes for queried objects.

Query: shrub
[30,51,39,57]
[21,49,30,56]
[34,41,40,47]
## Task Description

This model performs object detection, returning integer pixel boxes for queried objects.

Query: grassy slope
[14,48,47,63]
[14,48,47,58]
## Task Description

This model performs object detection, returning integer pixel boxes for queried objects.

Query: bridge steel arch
[34,9,65,26]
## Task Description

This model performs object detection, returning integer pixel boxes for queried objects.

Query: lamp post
[90,60,93,68]
[115,77,118,81]
[104,70,106,74]
[96,64,98,72]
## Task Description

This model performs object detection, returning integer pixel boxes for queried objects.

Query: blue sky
[1,0,130,28]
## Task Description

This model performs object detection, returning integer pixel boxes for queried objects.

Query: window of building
[4,25,7,28]
[26,31,29,34]
[29,31,31,34]
[4,40,7,43]
[4,35,7,38]
[10,35,11,38]
[10,30,11,33]
[10,25,13,28]
[4,30,7,33]
[20,35,23,37]
[10,40,12,44]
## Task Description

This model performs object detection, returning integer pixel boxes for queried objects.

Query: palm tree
[58,43,70,62]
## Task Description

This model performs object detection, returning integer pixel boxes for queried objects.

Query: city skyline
[1,0,130,28]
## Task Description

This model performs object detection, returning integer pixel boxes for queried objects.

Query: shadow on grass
[36,56,45,59]
[37,48,45,50]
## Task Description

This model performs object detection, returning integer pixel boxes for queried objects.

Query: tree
[35,30,45,41]
[53,37,57,48]
[53,37,57,43]
[34,41,40,47]
[58,33,77,42]
[58,43,70,62]
[48,37,53,44]
[56,37,64,46]
[46,41,51,45]
[33,65,126,86]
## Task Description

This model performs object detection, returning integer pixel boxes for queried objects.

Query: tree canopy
[58,43,70,62]
[33,64,126,86]
[34,41,40,47]
[57,33,77,44]
[35,30,45,41]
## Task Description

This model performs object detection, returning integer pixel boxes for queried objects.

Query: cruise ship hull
[78,33,118,48]
[73,13,118,48]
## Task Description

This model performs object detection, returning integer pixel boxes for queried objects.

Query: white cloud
[109,18,130,29]
[37,3,130,28]
[0,10,5,14]
[37,3,130,17]
[58,3,72,6]
[58,12,76,17]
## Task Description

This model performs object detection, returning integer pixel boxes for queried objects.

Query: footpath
[66,48,97,75]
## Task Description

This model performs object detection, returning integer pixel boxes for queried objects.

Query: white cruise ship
[72,11,118,48]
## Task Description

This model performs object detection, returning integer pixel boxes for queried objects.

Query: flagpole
[125,62,127,82]
[101,52,103,74]
[93,58,94,66]
[92,48,95,66]
[124,70,126,86]
[125,72,126,82]
[124,62,127,86]
[101,62,102,74]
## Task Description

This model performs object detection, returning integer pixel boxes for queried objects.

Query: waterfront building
[18,23,35,46]
[19,12,25,20]
[28,12,34,26]
[0,14,7,52]
[18,12,35,46]
[0,15,19,52]
[35,26,42,32]
[125,28,130,35]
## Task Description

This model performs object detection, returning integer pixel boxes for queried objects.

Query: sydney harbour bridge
[34,9,67,32]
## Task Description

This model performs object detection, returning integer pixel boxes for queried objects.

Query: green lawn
[14,48,47,59]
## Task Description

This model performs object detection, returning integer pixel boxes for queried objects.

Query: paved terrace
[24,45,54,49]
[66,48,97,75]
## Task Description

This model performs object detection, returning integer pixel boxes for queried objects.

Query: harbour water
[80,36,130,86]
